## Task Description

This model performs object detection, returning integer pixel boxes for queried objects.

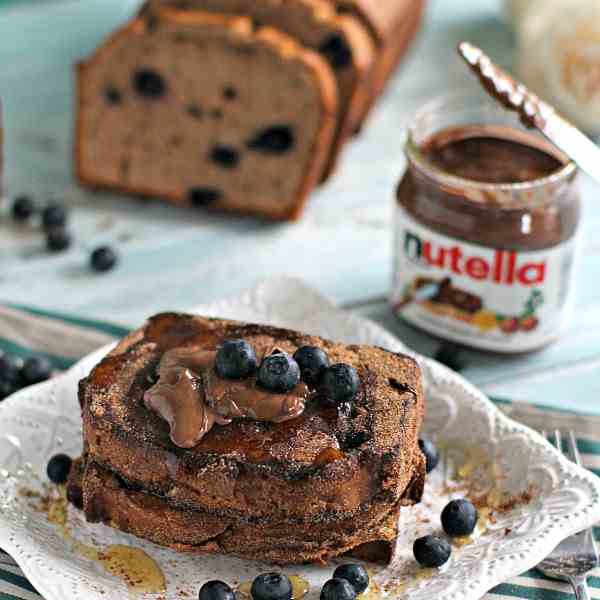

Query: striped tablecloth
[0,304,599,600]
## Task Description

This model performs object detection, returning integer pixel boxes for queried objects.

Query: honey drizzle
[236,576,309,600]
[44,485,166,597]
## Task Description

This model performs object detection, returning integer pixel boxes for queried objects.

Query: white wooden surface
[0,0,599,413]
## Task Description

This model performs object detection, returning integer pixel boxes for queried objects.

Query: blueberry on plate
[90,246,118,272]
[293,346,330,386]
[46,228,72,253]
[47,454,72,484]
[320,578,356,600]
[198,580,235,600]
[322,363,359,403]
[257,353,301,393]
[418,438,439,473]
[333,564,369,594]
[251,572,293,600]
[0,354,22,385]
[12,195,35,221]
[21,356,52,385]
[413,535,451,568]
[215,339,258,380]
[42,204,68,230]
[441,498,478,537]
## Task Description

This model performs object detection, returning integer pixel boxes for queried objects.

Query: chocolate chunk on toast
[73,313,425,563]
[75,10,337,220]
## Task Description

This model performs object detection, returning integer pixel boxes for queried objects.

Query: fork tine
[566,431,583,467]
[554,430,563,454]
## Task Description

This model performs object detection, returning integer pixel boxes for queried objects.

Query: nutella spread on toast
[391,95,581,353]
[144,346,308,448]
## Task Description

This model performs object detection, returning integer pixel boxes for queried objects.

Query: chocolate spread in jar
[392,118,581,353]
[144,346,308,448]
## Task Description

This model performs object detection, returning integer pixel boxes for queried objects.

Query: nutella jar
[391,93,581,353]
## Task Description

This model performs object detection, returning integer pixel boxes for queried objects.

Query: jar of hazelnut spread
[391,94,581,353]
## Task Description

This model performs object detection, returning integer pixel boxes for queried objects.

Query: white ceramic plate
[1,279,599,600]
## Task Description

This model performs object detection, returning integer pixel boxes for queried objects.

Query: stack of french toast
[68,313,426,564]
[75,0,425,220]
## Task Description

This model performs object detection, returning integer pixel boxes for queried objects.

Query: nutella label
[391,206,579,352]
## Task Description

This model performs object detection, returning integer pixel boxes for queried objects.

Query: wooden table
[1,0,599,414]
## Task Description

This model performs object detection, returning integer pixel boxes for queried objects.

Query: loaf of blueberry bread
[140,0,375,178]
[75,9,337,220]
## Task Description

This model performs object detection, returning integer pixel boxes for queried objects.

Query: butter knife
[458,41,600,185]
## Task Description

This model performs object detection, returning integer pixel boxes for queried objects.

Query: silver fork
[537,430,600,600]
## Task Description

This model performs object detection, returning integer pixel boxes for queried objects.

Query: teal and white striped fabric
[0,305,599,600]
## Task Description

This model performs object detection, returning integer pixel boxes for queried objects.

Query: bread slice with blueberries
[75,9,338,220]
[69,312,425,564]
[139,0,376,179]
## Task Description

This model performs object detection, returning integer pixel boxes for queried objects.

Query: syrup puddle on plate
[39,485,166,598]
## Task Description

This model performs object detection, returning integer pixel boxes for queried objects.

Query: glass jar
[390,93,581,353]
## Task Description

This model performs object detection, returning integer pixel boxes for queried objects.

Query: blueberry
[0,379,16,401]
[21,356,52,385]
[12,195,35,221]
[215,339,258,380]
[47,454,72,484]
[333,564,369,594]
[322,363,359,403]
[247,126,295,154]
[133,68,166,99]
[210,145,240,169]
[251,572,292,600]
[42,204,67,230]
[293,346,330,386]
[319,34,352,69]
[413,535,451,568]
[434,342,467,372]
[90,246,118,272]
[320,578,356,600]
[0,354,22,385]
[188,187,222,206]
[257,353,301,393]
[418,438,439,473]
[198,580,235,600]
[441,498,478,537]
[46,228,72,253]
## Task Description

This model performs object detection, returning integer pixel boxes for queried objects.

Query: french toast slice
[68,457,425,564]
[78,313,424,528]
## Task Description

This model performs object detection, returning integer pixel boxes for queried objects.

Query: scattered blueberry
[210,145,240,169]
[42,204,68,230]
[251,572,293,600]
[333,564,369,594]
[320,578,356,600]
[293,346,330,386]
[46,454,72,484]
[198,580,235,600]
[434,342,467,372]
[247,125,295,154]
[319,34,352,69]
[46,228,72,252]
[257,353,301,393]
[21,356,52,385]
[133,68,166,99]
[413,535,451,568]
[441,498,478,537]
[90,246,118,272]
[188,187,222,206]
[0,354,22,385]
[12,195,35,221]
[418,438,439,473]
[215,339,258,380]
[322,363,359,403]
[0,379,16,401]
